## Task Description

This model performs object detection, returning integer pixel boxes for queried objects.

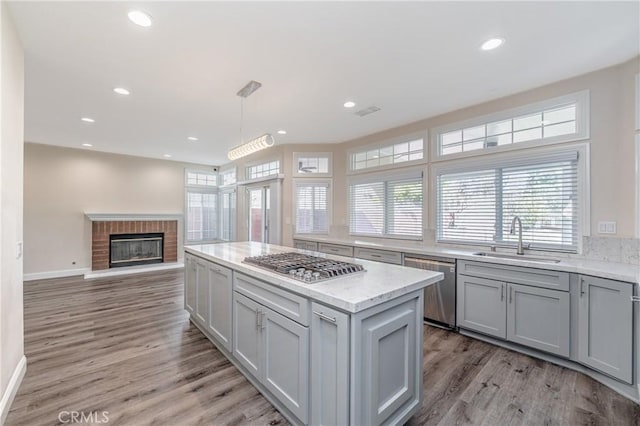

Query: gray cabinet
[507,283,570,357]
[354,247,403,265]
[208,263,233,352]
[351,293,423,426]
[457,275,506,339]
[184,255,197,315]
[578,276,634,383]
[233,292,262,378]
[318,242,354,257]
[310,303,349,426]
[293,240,318,251]
[195,260,209,326]
[233,289,310,424]
[263,308,309,424]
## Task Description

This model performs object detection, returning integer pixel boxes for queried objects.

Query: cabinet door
[578,276,633,383]
[208,263,233,352]
[507,283,570,357]
[184,255,197,314]
[310,303,349,426]
[262,309,310,424]
[457,275,506,339]
[232,292,262,378]
[195,260,209,325]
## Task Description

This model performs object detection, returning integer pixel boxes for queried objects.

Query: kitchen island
[184,242,443,426]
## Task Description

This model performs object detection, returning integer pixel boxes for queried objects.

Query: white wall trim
[84,213,183,221]
[636,134,640,238]
[0,355,27,424]
[24,267,90,281]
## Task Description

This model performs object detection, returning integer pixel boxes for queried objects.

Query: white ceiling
[8,1,640,166]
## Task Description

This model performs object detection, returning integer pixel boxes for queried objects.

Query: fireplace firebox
[109,233,164,268]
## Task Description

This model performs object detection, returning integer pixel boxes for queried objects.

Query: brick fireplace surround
[91,220,178,271]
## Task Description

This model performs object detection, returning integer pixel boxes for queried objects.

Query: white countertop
[295,235,640,285]
[185,241,443,313]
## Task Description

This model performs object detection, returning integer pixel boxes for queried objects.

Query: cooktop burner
[243,252,365,283]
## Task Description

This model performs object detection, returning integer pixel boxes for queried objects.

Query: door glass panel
[249,188,263,242]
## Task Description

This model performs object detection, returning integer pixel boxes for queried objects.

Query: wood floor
[7,270,639,426]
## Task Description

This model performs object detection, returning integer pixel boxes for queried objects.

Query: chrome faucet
[510,216,525,255]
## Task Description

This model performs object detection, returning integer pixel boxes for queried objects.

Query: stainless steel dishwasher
[404,254,456,329]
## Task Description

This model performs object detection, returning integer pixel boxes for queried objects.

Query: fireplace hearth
[110,233,164,268]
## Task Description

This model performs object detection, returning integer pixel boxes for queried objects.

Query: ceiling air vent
[354,106,381,117]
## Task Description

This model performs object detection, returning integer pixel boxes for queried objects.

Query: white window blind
[349,173,423,238]
[437,154,579,251]
[295,182,329,234]
[186,191,218,242]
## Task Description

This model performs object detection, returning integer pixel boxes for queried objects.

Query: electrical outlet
[597,221,617,234]
[16,241,23,260]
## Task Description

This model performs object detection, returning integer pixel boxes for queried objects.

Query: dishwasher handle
[404,257,455,268]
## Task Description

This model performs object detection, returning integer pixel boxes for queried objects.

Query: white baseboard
[0,355,27,424]
[24,268,90,282]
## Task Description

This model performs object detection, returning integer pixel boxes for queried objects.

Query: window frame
[293,178,332,236]
[219,187,237,242]
[245,159,281,181]
[430,143,590,253]
[219,167,237,187]
[431,90,590,161]
[348,167,424,241]
[184,169,219,244]
[347,132,427,175]
[292,152,333,177]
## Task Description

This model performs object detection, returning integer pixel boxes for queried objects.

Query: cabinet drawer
[318,243,353,257]
[234,272,310,326]
[293,240,318,251]
[354,247,402,265]
[458,260,569,291]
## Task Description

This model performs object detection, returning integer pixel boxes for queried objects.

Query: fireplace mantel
[85,213,183,222]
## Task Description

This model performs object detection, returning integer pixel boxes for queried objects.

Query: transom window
[220,168,237,186]
[350,137,424,172]
[186,171,217,186]
[294,152,332,176]
[349,171,423,239]
[434,91,589,158]
[436,151,579,252]
[247,160,280,180]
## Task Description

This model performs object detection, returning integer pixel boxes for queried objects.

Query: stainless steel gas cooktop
[243,252,365,283]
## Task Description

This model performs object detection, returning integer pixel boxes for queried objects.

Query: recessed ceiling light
[163,154,172,158]
[187,136,198,141]
[113,87,130,95]
[481,38,505,51]
[277,130,287,135]
[81,117,95,123]
[82,143,93,147]
[128,10,153,27]
[343,101,356,108]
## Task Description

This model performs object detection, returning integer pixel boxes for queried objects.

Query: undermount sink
[472,252,561,263]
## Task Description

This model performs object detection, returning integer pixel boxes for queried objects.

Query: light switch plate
[16,241,23,260]
[597,221,617,234]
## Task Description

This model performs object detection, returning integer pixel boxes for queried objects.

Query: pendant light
[227,80,274,160]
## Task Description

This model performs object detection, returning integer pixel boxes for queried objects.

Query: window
[186,171,217,186]
[247,160,280,180]
[350,136,424,172]
[295,181,330,234]
[349,171,423,239]
[220,168,237,186]
[220,190,236,241]
[436,151,579,252]
[293,152,332,177]
[186,190,218,242]
[185,170,218,243]
[434,91,589,158]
